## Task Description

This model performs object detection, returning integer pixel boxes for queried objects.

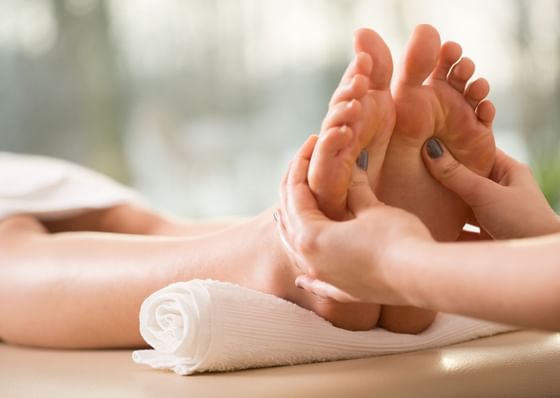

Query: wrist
[387,238,438,308]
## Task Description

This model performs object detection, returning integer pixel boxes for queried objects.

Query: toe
[448,57,475,93]
[318,126,354,155]
[354,28,393,90]
[338,52,373,88]
[430,41,462,81]
[308,126,355,221]
[465,78,490,109]
[322,99,362,131]
[398,24,440,87]
[476,100,496,126]
[329,74,369,108]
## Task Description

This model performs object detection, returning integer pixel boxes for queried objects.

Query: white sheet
[0,152,145,220]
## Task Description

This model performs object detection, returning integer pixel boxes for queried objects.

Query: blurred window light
[0,0,559,217]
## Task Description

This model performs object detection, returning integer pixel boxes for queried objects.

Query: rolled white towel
[132,279,518,375]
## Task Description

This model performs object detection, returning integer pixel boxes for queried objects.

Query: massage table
[1,330,559,398]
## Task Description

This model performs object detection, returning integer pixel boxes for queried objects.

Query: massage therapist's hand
[276,135,433,304]
[423,138,560,240]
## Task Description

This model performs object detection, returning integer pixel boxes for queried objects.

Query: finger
[279,160,293,232]
[280,135,319,233]
[490,148,532,186]
[287,134,319,186]
[347,160,379,214]
[285,136,326,231]
[280,136,326,268]
[295,275,360,303]
[422,137,498,208]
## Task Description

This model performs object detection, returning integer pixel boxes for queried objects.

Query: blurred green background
[0,0,559,217]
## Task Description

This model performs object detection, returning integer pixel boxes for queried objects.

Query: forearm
[0,213,283,348]
[398,234,560,330]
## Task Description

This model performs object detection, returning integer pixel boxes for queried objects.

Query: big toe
[398,24,441,86]
[354,28,393,90]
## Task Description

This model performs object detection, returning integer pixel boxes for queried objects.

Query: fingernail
[340,125,348,134]
[426,138,444,159]
[356,149,368,170]
[295,280,303,289]
[347,99,356,109]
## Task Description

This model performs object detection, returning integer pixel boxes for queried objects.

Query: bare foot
[308,28,395,221]
[290,29,398,331]
[375,25,495,334]
[303,29,435,333]
[377,24,496,242]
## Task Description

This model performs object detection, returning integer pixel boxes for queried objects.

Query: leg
[0,212,290,348]
[42,203,243,237]
[0,205,381,348]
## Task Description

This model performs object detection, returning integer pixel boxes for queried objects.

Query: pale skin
[0,24,512,348]
[277,134,560,330]
[0,25,466,348]
[307,24,496,333]
[0,31,399,348]
[2,202,395,348]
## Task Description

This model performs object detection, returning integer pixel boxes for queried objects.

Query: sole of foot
[377,24,496,242]
[308,28,396,222]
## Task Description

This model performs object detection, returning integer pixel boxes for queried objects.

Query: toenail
[356,149,368,170]
[426,138,444,159]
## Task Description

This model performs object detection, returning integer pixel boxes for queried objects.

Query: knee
[0,215,47,254]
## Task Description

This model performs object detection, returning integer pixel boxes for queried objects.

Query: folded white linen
[133,279,518,375]
[0,152,145,220]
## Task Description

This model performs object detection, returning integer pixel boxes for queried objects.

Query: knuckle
[439,159,462,180]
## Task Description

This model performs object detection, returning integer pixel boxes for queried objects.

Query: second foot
[378,24,496,241]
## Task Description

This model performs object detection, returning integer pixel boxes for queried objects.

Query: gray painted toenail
[426,138,444,159]
[356,149,368,171]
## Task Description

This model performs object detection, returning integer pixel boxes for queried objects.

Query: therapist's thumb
[422,138,495,207]
[348,152,379,214]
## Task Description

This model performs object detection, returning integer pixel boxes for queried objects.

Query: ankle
[249,209,299,299]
